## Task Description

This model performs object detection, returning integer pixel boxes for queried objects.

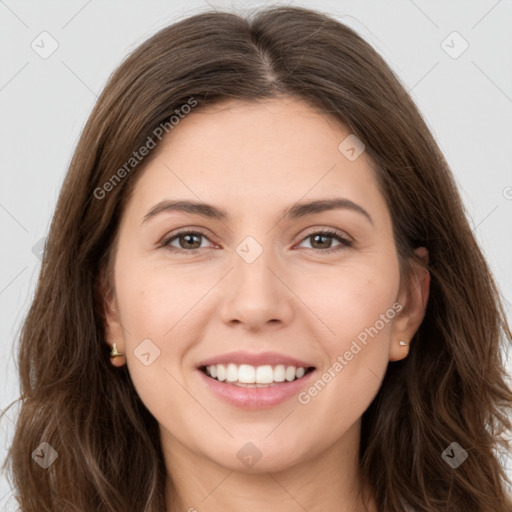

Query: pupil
[183,234,200,249]
[313,234,330,248]
[179,233,333,250]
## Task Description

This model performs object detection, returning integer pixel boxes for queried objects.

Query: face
[103,96,429,474]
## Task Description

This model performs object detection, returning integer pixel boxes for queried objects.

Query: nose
[218,246,294,332]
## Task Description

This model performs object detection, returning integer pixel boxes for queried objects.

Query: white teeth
[238,364,255,383]
[204,363,310,384]
[226,363,238,382]
[273,364,285,382]
[256,365,274,384]
[216,364,226,382]
[295,367,305,379]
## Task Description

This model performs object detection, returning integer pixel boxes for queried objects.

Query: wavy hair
[2,5,511,511]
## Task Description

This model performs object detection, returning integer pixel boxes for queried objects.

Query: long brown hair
[2,5,511,511]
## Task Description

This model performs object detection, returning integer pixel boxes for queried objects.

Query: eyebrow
[142,198,373,225]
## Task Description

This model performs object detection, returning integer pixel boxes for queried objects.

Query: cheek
[114,258,204,341]
[295,257,399,411]
[300,255,400,351]
[114,273,200,436]
[112,249,228,380]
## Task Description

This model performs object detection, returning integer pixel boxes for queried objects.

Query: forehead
[124,97,388,227]
[163,96,354,168]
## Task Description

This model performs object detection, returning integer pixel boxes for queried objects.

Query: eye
[160,228,352,254]
[296,229,353,253]
[161,230,214,253]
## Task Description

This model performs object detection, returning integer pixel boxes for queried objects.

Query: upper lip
[197,351,315,369]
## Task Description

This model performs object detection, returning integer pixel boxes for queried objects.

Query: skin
[103,96,430,512]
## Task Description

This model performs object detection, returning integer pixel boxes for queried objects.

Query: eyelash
[160,228,353,255]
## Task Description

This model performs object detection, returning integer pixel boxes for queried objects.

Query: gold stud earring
[110,343,124,357]
[399,340,408,346]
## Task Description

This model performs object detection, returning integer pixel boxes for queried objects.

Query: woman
[2,5,511,511]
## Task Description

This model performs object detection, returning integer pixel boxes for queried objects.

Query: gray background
[1,0,511,506]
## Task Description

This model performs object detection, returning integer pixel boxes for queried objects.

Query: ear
[389,246,430,362]
[97,264,126,367]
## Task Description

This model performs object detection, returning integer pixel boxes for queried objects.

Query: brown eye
[162,231,211,252]
[160,228,352,255]
[298,229,352,252]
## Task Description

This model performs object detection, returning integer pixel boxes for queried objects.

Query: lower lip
[197,369,316,410]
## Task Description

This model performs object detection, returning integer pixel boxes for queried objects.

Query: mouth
[199,363,316,387]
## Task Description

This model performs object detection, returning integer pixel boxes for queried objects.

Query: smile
[201,363,315,386]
